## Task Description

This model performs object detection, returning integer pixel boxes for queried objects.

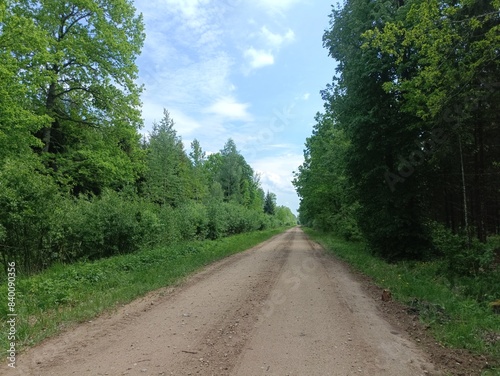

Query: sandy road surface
[8,227,438,376]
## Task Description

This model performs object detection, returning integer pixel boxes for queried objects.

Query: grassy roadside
[304,228,500,373]
[0,227,288,354]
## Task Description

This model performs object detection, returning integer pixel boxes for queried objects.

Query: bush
[0,158,285,276]
[46,191,169,263]
[206,200,229,240]
[0,158,61,273]
[174,202,208,241]
[429,222,499,303]
[430,222,494,278]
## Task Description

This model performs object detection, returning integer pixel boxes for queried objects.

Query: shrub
[174,202,208,241]
[0,158,61,273]
[429,222,499,303]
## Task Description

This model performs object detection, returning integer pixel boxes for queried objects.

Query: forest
[294,0,499,293]
[0,0,296,276]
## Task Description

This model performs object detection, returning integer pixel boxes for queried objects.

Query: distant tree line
[0,0,296,275]
[294,0,499,264]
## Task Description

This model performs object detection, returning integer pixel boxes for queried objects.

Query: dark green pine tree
[264,191,276,215]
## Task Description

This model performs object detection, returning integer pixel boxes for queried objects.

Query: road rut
[9,227,438,375]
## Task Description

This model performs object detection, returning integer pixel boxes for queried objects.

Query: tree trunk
[41,81,57,153]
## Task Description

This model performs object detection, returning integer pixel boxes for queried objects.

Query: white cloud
[241,26,294,72]
[137,0,224,56]
[260,26,295,48]
[302,92,310,100]
[254,0,303,14]
[204,97,252,121]
[141,102,202,137]
[244,47,275,69]
[251,152,304,213]
[164,0,209,18]
[253,153,302,191]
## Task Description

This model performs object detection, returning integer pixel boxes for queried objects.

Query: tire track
[173,230,295,375]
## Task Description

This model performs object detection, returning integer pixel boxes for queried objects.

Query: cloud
[141,102,202,137]
[204,97,252,121]
[254,0,303,14]
[137,0,224,57]
[260,26,295,48]
[244,47,275,69]
[302,93,310,100]
[164,0,209,18]
[251,152,303,212]
[252,153,302,190]
[241,26,294,72]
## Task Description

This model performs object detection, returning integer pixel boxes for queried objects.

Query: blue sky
[134,0,338,214]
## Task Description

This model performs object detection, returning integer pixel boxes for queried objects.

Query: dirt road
[11,227,438,376]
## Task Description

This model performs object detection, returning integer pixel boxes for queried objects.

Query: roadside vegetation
[0,0,297,357]
[305,228,499,372]
[0,1,296,276]
[293,0,499,371]
[0,227,288,353]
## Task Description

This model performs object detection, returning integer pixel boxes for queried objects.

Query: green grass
[304,228,500,370]
[0,227,288,354]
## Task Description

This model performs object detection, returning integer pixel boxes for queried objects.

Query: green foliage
[143,110,193,207]
[52,190,156,260]
[296,0,499,262]
[4,0,145,195]
[189,139,209,202]
[430,222,494,278]
[174,202,209,241]
[212,139,263,208]
[429,222,499,303]
[293,113,362,241]
[0,158,61,273]
[0,0,296,279]
[264,191,277,215]
[274,206,297,227]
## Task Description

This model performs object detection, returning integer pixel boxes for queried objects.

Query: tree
[275,206,297,226]
[143,109,193,207]
[189,139,208,202]
[9,0,145,194]
[293,112,359,238]
[319,0,433,259]
[297,0,499,261]
[366,0,500,241]
[0,4,49,163]
[264,191,277,215]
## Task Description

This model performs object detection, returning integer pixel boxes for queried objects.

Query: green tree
[143,109,193,207]
[293,112,360,239]
[275,206,297,226]
[366,0,500,241]
[189,139,208,202]
[9,0,145,194]
[215,139,261,207]
[264,191,277,215]
[0,3,49,163]
[320,0,433,259]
